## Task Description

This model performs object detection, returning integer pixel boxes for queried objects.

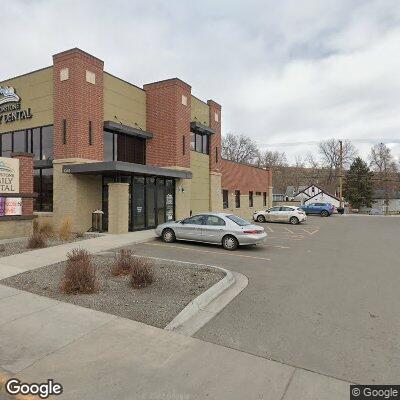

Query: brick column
[11,152,34,216]
[144,78,191,169]
[207,100,222,173]
[53,48,104,161]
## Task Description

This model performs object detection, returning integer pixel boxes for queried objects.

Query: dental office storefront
[0,48,272,235]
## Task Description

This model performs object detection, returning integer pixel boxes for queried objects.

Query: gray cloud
[2,0,400,162]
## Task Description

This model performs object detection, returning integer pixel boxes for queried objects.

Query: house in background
[370,190,400,213]
[293,184,341,207]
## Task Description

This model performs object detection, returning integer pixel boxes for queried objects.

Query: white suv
[253,206,307,225]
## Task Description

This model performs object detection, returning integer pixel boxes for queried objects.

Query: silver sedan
[155,213,267,250]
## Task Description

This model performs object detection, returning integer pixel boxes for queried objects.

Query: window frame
[235,190,241,208]
[249,191,253,207]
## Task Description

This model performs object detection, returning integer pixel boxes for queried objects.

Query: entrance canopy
[62,161,192,179]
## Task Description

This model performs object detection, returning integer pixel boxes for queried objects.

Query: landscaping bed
[1,253,225,328]
[0,234,100,258]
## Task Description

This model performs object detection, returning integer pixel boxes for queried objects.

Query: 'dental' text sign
[0,157,19,193]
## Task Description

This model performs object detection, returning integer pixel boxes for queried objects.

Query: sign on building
[0,197,22,216]
[0,86,33,125]
[0,157,20,193]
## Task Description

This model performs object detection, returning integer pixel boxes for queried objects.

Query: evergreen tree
[344,157,373,208]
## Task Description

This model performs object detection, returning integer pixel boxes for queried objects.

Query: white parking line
[284,227,295,234]
[143,242,272,261]
[265,226,274,232]
[302,228,319,235]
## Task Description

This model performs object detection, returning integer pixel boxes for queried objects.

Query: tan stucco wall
[0,67,53,134]
[103,72,146,129]
[0,219,33,239]
[33,212,54,226]
[190,151,210,214]
[191,96,209,126]
[53,159,102,232]
[108,182,129,234]
[224,193,267,220]
[210,172,223,212]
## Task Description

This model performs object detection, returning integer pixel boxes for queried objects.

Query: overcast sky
[2,0,400,163]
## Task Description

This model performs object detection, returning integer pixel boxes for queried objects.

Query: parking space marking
[265,226,274,232]
[302,228,319,235]
[267,236,305,241]
[284,227,295,234]
[265,244,290,249]
[143,242,272,261]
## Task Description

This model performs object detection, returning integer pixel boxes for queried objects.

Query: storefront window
[103,131,145,164]
[13,130,26,153]
[191,131,210,154]
[0,133,12,157]
[223,190,229,209]
[235,190,241,208]
[0,125,53,160]
[34,168,53,212]
[31,128,41,160]
[249,191,253,207]
[41,126,53,160]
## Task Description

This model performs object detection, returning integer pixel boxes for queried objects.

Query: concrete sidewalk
[0,285,350,400]
[0,231,155,280]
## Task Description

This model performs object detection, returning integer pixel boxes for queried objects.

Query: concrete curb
[164,262,248,336]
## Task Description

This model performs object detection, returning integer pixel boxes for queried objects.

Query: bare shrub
[112,249,135,276]
[27,233,47,249]
[39,221,55,239]
[60,249,98,294]
[76,231,85,238]
[0,244,5,252]
[59,217,72,241]
[130,257,154,288]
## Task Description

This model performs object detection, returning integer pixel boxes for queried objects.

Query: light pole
[339,139,343,209]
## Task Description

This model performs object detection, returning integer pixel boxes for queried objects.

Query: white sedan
[253,206,307,225]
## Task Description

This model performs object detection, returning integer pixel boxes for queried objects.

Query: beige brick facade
[108,183,129,234]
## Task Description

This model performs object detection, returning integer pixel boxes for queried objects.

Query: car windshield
[226,215,252,226]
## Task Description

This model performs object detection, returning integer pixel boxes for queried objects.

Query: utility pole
[339,139,343,209]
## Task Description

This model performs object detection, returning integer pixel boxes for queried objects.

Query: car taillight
[244,230,263,234]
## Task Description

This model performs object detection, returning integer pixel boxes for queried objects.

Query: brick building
[0,48,272,234]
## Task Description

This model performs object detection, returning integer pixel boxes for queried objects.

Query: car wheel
[320,210,329,217]
[222,235,238,251]
[289,216,299,225]
[257,215,266,223]
[162,228,176,243]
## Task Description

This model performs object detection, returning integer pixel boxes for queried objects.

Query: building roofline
[52,47,104,64]
[103,71,145,92]
[221,157,271,172]
[0,65,52,85]
[143,77,191,89]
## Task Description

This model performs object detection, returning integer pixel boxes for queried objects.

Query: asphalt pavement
[132,215,400,384]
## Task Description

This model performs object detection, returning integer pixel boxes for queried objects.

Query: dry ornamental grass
[39,221,55,239]
[60,248,98,294]
[59,218,72,241]
[27,233,47,249]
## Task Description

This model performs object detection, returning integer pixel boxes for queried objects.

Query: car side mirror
[180,220,186,224]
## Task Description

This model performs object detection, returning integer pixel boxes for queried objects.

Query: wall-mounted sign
[0,157,19,193]
[0,86,33,125]
[0,197,22,216]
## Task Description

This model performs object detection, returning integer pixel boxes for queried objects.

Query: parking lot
[133,215,400,384]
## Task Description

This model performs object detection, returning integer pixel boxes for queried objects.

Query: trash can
[90,210,104,232]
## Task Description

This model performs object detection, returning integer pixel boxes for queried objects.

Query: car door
[202,215,226,243]
[175,215,205,241]
[305,203,316,214]
[280,206,293,222]
[267,206,282,222]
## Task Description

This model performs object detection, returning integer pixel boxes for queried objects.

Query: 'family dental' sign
[0,157,19,193]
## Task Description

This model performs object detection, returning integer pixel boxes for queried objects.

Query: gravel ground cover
[1,254,225,328]
[0,234,100,258]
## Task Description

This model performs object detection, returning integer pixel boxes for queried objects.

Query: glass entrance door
[146,177,156,228]
[132,177,145,230]
[156,178,166,225]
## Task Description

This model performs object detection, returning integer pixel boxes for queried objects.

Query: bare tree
[221,133,260,164]
[318,139,357,187]
[257,150,288,170]
[369,143,398,208]
[318,139,357,170]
